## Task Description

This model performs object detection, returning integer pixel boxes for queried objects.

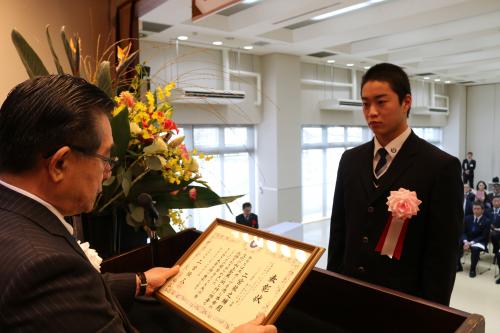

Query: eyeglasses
[70,146,119,169]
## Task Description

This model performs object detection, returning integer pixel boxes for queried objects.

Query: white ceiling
[140,0,500,85]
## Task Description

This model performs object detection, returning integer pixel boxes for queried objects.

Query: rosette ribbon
[375,188,421,259]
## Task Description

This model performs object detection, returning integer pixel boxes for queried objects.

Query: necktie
[474,217,478,224]
[374,148,388,177]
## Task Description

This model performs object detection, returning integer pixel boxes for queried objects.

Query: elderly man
[0,75,275,333]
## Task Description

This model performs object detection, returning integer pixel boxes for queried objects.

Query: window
[301,126,443,222]
[177,126,255,231]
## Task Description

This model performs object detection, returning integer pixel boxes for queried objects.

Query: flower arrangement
[11,26,242,237]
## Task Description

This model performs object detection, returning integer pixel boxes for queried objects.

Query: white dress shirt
[373,127,412,179]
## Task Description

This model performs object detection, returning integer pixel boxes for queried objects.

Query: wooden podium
[102,229,485,333]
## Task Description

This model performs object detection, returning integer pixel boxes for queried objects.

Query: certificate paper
[157,219,324,333]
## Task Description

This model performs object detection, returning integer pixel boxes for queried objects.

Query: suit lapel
[0,184,87,260]
[368,131,420,204]
[359,140,376,198]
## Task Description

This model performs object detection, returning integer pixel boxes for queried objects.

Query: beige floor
[303,220,500,333]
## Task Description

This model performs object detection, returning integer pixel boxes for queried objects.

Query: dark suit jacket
[0,184,136,332]
[236,213,259,229]
[327,132,463,306]
[462,159,476,175]
[461,215,490,249]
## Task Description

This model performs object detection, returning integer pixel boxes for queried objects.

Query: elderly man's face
[59,113,114,215]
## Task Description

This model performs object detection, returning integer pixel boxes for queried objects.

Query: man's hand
[231,314,277,333]
[136,265,180,297]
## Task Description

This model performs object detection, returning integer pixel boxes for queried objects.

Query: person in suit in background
[489,196,500,284]
[458,201,490,278]
[0,75,275,333]
[236,202,259,229]
[464,184,475,216]
[487,182,500,203]
[462,152,476,188]
[327,63,463,306]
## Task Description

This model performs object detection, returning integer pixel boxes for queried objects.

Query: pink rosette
[375,188,421,260]
[386,188,422,220]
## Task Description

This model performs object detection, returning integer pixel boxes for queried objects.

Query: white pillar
[257,54,302,228]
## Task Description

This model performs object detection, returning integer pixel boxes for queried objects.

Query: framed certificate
[156,219,325,332]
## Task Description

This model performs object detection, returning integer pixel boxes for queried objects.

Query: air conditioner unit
[319,98,363,111]
[170,88,245,105]
[412,106,449,116]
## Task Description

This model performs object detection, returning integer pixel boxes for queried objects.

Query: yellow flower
[117,43,131,66]
[164,81,176,97]
[156,87,165,101]
[198,152,205,159]
[146,91,155,108]
[135,101,147,112]
[187,158,199,172]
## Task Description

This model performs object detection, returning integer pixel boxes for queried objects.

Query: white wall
[140,42,466,222]
[466,84,500,185]
[0,0,114,101]
[140,40,262,125]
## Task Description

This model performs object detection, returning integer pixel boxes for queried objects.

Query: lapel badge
[390,147,397,154]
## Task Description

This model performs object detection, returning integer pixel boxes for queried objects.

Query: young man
[327,63,463,306]
[0,75,275,333]
[462,152,476,188]
[458,202,490,278]
[236,202,259,229]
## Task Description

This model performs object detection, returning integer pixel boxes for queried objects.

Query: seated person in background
[475,180,491,210]
[490,196,500,284]
[464,184,475,216]
[487,183,500,203]
[0,75,275,333]
[236,202,259,229]
[458,201,491,278]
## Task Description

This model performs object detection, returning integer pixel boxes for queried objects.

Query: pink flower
[119,91,135,108]
[189,188,197,201]
[386,188,422,220]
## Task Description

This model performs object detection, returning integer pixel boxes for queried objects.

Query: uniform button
[367,206,374,213]
[362,236,369,243]
[357,266,365,273]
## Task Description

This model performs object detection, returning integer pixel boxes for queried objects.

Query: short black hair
[361,63,412,116]
[472,201,484,210]
[242,202,252,209]
[0,75,114,173]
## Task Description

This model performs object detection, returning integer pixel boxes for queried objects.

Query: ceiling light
[434,78,441,82]
[423,77,430,80]
[364,66,370,69]
[327,59,336,64]
[445,80,451,84]
[243,45,254,50]
[242,0,260,3]
[212,41,223,46]
[177,36,188,41]
[346,63,354,67]
[312,0,387,21]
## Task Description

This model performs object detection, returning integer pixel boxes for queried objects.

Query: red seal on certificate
[375,188,421,259]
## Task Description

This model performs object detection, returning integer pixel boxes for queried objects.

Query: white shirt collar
[0,179,73,235]
[374,127,412,158]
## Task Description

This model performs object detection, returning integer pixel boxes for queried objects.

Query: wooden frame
[156,219,324,332]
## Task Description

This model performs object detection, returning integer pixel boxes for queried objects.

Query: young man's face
[361,80,411,145]
[467,153,472,159]
[473,205,483,217]
[243,206,252,215]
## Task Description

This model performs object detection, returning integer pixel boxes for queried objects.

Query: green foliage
[11,29,49,78]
